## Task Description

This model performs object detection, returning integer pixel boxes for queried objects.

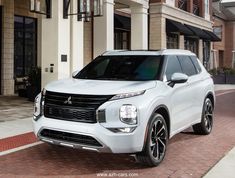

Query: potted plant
[27,67,41,101]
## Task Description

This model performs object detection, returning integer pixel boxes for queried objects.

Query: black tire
[193,98,214,135]
[136,113,168,167]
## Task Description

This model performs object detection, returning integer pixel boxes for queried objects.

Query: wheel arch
[205,92,215,108]
[143,105,171,151]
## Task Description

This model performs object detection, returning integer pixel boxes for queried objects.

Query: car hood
[45,78,157,95]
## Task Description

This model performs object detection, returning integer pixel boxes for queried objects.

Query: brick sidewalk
[0,90,234,177]
[0,96,33,122]
[0,132,36,152]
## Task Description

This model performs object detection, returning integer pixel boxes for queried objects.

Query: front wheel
[136,113,168,167]
[193,98,214,135]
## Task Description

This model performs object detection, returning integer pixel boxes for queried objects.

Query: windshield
[75,55,162,81]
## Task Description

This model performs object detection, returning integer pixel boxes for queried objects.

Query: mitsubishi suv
[33,49,215,166]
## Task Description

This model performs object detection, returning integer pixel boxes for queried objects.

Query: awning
[203,30,221,42]
[166,19,194,36]
[166,19,221,42]
[114,14,131,31]
[184,24,211,40]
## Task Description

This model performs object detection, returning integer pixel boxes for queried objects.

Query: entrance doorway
[14,15,37,78]
[219,50,224,67]
[0,6,2,95]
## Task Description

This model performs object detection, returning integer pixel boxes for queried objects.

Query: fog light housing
[108,127,136,133]
[120,105,137,125]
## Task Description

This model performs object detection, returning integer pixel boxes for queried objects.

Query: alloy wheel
[150,119,167,160]
[204,99,213,132]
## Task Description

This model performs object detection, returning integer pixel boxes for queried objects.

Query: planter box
[226,75,235,84]
[212,74,235,84]
[213,74,226,84]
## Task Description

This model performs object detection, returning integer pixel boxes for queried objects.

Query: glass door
[14,16,37,78]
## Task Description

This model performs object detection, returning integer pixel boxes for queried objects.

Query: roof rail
[101,50,127,56]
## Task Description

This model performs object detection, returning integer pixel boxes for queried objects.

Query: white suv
[33,49,215,166]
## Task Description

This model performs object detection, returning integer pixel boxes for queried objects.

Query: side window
[190,56,202,73]
[178,56,197,76]
[165,55,183,81]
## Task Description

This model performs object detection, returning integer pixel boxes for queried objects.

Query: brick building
[212,0,235,68]
[0,0,220,96]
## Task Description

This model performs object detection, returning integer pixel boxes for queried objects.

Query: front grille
[44,91,113,123]
[40,129,102,147]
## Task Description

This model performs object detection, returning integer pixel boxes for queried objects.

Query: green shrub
[209,67,235,75]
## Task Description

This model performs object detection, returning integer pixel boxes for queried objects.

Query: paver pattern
[0,96,33,122]
[0,132,36,152]
[0,90,235,178]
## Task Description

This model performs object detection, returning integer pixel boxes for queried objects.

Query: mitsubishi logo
[64,96,72,105]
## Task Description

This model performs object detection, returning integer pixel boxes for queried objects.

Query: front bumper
[33,116,145,153]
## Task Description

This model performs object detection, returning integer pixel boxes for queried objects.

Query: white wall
[166,0,175,7]
[41,0,84,87]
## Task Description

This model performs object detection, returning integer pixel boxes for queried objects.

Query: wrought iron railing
[178,0,187,11]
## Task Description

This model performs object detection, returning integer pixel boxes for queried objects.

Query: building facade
[0,0,219,96]
[212,0,235,68]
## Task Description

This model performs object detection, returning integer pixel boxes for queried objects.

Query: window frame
[184,37,199,56]
[167,33,179,49]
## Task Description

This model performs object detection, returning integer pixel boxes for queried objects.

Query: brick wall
[213,18,225,51]
[149,14,166,49]
[1,0,14,95]
[224,22,235,67]
[14,0,38,17]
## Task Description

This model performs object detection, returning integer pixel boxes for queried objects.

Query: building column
[1,0,14,95]
[41,0,71,87]
[149,14,166,50]
[70,0,84,72]
[198,39,203,62]
[179,35,184,49]
[131,4,148,50]
[93,0,114,58]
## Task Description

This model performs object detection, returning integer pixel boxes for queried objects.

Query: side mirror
[72,70,80,78]
[168,73,188,87]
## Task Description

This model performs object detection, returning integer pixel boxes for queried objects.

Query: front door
[0,6,2,95]
[14,16,37,79]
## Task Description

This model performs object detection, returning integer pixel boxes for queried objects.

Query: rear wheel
[136,113,168,167]
[193,98,214,135]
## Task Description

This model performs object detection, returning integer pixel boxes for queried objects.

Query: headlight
[120,105,137,125]
[110,90,145,101]
[34,95,41,117]
[33,88,46,121]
